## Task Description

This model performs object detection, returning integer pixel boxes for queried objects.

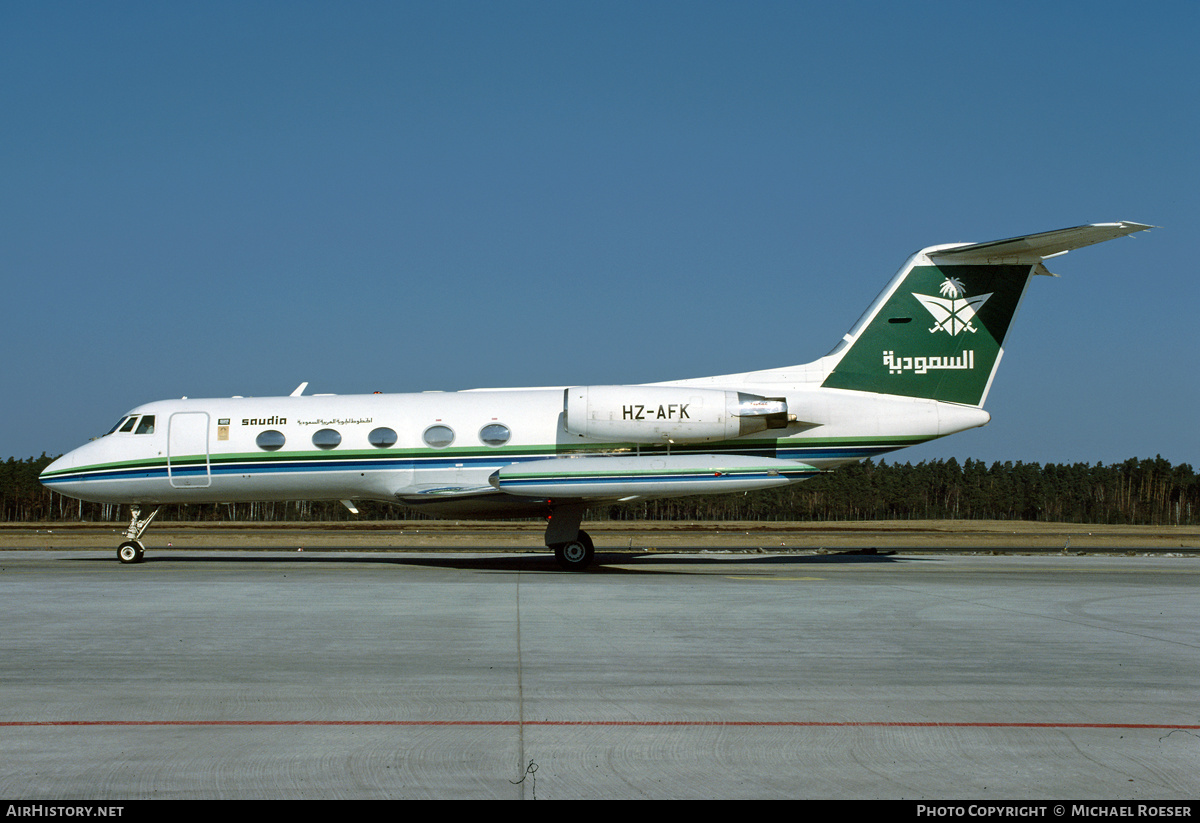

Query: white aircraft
[41,222,1151,570]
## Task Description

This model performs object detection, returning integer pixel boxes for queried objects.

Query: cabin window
[368,427,398,448]
[479,423,511,447]
[312,429,341,450]
[422,425,454,449]
[256,430,286,451]
[119,417,138,433]
[134,415,156,434]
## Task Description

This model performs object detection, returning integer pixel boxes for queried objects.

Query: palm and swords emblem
[912,277,992,335]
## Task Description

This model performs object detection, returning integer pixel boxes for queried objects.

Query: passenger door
[168,411,212,488]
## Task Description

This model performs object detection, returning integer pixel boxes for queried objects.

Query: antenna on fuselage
[290,382,309,396]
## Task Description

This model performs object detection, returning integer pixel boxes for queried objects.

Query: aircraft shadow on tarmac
[67,548,926,574]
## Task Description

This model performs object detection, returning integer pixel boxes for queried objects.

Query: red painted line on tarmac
[3,720,1198,729]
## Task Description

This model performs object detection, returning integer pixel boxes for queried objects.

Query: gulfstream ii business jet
[41,222,1151,570]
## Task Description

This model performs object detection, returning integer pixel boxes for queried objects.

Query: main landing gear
[117,506,160,564]
[553,531,595,572]
[545,503,595,572]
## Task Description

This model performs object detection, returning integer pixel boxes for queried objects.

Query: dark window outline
[312,428,342,450]
[368,427,398,448]
[256,430,286,451]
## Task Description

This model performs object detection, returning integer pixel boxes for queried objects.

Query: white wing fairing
[492,454,819,498]
[40,222,1151,570]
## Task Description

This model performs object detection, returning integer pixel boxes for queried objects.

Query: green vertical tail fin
[820,222,1152,408]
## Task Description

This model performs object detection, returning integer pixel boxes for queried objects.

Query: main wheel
[552,530,594,572]
[117,540,145,564]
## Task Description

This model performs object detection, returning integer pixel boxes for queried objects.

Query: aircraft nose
[40,452,70,483]
[39,447,85,496]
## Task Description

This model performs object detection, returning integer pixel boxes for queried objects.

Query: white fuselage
[40,379,990,512]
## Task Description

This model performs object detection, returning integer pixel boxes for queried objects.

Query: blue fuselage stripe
[41,443,900,488]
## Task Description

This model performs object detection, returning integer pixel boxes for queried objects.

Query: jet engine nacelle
[563,385,791,444]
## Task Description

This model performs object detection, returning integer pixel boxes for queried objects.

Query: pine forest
[5,454,1197,526]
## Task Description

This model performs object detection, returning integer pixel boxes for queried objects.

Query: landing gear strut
[117,506,160,564]
[545,503,595,571]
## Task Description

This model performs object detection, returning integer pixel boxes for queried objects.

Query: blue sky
[4,1,1196,468]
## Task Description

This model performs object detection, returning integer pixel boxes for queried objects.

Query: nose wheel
[117,540,145,564]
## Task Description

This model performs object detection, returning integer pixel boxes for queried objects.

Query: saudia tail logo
[913,277,992,336]
[884,278,991,376]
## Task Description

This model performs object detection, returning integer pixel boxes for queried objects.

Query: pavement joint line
[4,720,1198,729]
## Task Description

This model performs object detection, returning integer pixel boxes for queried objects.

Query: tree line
[6,454,1197,526]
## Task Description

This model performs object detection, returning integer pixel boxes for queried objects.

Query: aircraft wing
[395,484,571,519]
[491,454,819,498]
[929,221,1152,264]
[396,454,820,517]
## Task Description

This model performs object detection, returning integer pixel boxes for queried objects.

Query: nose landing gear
[116,506,160,564]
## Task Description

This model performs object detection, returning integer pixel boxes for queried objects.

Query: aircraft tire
[553,530,595,572]
[117,541,144,564]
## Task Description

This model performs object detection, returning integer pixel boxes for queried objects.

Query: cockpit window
[134,415,155,434]
[106,417,130,435]
[119,417,138,433]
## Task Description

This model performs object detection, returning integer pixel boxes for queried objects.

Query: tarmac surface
[2,522,1199,799]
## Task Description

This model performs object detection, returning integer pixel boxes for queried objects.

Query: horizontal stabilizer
[929,222,1152,263]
